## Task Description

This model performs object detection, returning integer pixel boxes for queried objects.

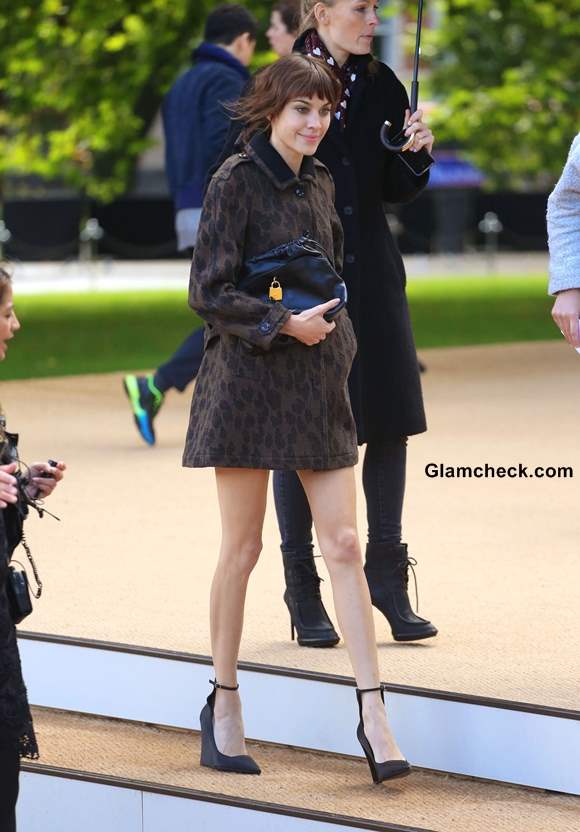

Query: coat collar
[192,42,250,81]
[245,131,316,190]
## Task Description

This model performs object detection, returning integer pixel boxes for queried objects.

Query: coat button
[295,186,305,197]
[345,253,356,264]
[342,157,351,166]
[344,205,353,216]
[258,321,272,334]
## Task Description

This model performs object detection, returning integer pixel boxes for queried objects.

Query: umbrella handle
[380,120,415,152]
[380,0,424,153]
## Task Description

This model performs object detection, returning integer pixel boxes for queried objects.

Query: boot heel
[283,584,340,648]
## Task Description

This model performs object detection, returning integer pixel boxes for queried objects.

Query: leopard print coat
[183,132,358,471]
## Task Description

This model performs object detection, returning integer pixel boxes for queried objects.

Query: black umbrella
[380,0,430,160]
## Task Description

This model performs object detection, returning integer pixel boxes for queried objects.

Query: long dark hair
[273,0,301,35]
[0,264,12,305]
[231,53,342,143]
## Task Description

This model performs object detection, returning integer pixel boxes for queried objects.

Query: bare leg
[298,467,405,763]
[211,467,269,756]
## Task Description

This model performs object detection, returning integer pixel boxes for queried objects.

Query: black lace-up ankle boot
[282,551,340,648]
[364,542,438,642]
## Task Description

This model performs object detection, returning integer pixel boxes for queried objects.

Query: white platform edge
[19,638,580,795]
[19,771,406,832]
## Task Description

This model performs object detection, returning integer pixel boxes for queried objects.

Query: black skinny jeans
[273,436,408,559]
[0,742,19,832]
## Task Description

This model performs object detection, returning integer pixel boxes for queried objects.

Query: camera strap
[15,532,43,600]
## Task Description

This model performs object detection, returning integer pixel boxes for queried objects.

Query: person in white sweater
[547,133,580,348]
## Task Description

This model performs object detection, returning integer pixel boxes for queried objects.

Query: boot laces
[287,554,324,592]
[399,556,419,611]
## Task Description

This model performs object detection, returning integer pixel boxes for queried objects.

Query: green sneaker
[123,374,164,446]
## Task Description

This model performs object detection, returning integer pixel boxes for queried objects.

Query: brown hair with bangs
[231,53,342,143]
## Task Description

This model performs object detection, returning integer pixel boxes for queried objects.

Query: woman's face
[270,95,333,158]
[267,10,296,58]
[318,0,380,56]
[0,284,21,361]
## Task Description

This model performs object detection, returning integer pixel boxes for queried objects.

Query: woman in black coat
[215,0,438,647]
[0,267,66,830]
[274,0,437,646]
[279,0,439,648]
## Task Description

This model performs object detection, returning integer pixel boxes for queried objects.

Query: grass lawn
[0,275,556,381]
[407,274,555,348]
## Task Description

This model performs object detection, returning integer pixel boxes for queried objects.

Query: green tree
[0,0,220,201]
[429,0,580,188]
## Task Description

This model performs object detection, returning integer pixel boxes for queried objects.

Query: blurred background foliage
[0,0,578,201]
[428,0,579,189]
[0,0,214,201]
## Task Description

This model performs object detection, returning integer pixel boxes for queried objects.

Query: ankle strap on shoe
[210,678,239,691]
[357,684,384,695]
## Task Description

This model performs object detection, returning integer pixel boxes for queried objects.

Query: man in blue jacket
[165,4,257,251]
[124,5,257,445]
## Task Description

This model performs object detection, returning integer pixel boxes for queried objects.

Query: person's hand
[551,288,580,348]
[280,299,339,346]
[404,109,434,154]
[25,461,66,500]
[0,462,19,508]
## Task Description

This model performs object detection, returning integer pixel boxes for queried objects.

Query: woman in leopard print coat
[183,55,410,783]
[182,128,358,471]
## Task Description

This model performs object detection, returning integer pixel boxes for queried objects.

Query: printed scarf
[304,30,358,129]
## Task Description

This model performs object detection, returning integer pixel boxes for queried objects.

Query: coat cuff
[254,304,292,350]
[548,270,580,296]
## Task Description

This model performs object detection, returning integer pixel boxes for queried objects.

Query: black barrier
[4,191,548,261]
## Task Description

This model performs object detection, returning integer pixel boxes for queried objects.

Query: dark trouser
[273,436,408,558]
[154,327,205,394]
[0,743,19,832]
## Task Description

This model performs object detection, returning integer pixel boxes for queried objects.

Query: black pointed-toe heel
[199,680,261,775]
[356,685,411,784]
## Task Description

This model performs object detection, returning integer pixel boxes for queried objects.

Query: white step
[19,632,580,795]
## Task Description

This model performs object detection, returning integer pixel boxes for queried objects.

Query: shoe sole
[200,760,261,775]
[123,376,155,446]
[296,637,340,648]
[392,630,438,642]
[374,766,412,784]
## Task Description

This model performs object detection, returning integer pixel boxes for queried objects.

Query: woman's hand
[280,299,339,346]
[0,462,19,508]
[24,461,66,500]
[552,289,580,348]
[404,109,434,154]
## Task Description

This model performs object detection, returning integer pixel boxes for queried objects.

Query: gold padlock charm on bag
[269,277,283,302]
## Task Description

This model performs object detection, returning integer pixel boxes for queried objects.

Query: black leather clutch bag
[238,235,347,322]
